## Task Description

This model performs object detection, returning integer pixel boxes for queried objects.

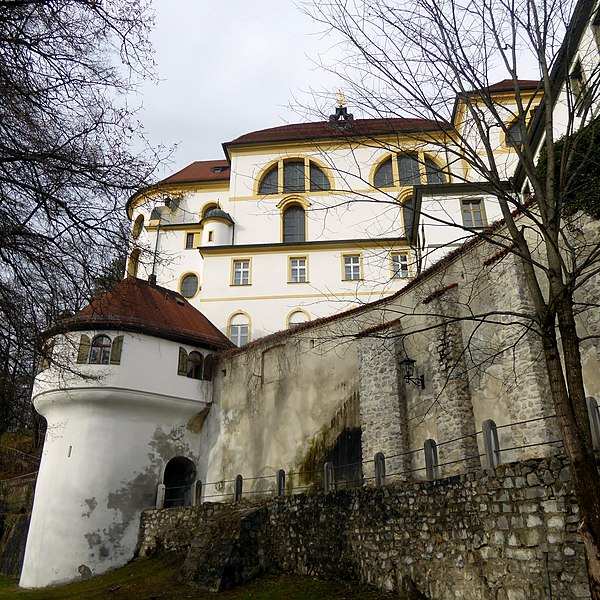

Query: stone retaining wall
[137,456,591,599]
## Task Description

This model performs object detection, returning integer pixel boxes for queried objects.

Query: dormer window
[258,159,331,195]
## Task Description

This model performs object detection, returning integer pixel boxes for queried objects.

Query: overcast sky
[138,1,343,178]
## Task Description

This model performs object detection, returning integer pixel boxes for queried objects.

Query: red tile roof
[51,278,233,350]
[225,117,449,147]
[160,160,230,185]
[474,79,540,93]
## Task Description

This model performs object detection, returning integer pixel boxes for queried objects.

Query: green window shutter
[110,335,124,365]
[76,335,91,364]
[178,347,188,376]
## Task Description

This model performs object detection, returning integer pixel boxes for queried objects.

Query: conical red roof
[52,277,233,350]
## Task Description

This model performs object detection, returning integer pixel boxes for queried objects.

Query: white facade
[128,94,542,343]
[20,330,215,587]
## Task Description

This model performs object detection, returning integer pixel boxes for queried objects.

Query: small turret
[201,207,234,246]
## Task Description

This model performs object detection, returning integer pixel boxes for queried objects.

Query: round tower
[200,206,234,246]
[20,278,232,588]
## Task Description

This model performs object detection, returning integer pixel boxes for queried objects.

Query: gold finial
[337,89,347,108]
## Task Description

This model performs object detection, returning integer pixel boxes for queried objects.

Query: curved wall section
[20,329,214,588]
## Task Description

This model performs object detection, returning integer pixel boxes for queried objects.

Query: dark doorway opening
[163,456,196,508]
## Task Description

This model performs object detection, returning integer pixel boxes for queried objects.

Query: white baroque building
[20,0,600,589]
[126,82,542,343]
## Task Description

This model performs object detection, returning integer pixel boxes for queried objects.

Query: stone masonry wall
[357,323,410,482]
[426,287,480,475]
[138,455,590,600]
[485,253,560,457]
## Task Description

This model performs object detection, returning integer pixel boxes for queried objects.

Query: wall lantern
[399,357,425,389]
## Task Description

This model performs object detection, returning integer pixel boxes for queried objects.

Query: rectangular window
[289,257,307,283]
[570,61,591,116]
[185,232,195,249]
[391,253,410,279]
[230,324,249,346]
[208,231,214,242]
[343,255,361,280]
[232,259,251,285]
[461,199,485,228]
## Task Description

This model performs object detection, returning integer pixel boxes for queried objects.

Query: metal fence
[155,402,600,509]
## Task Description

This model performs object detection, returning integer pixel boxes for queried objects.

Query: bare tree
[301,0,600,594]
[0,1,164,429]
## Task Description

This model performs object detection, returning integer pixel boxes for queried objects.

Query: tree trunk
[541,311,600,599]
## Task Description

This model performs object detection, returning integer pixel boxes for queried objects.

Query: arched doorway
[163,456,196,508]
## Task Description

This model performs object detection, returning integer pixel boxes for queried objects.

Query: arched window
[283,204,306,243]
[374,157,393,188]
[309,163,331,191]
[203,354,215,381]
[132,214,144,239]
[258,165,279,195]
[258,159,331,195]
[423,157,446,184]
[424,438,440,481]
[288,310,310,329]
[482,419,501,468]
[229,313,250,346]
[373,153,446,188]
[284,161,305,192]
[397,153,421,185]
[187,351,203,380]
[127,248,140,278]
[89,335,112,365]
[180,273,199,298]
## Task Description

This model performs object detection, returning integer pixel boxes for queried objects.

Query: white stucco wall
[20,331,213,588]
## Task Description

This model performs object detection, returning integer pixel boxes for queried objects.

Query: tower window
[89,335,112,365]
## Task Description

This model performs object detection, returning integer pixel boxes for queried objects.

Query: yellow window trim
[227,310,252,344]
[286,308,311,329]
[230,257,253,286]
[341,252,363,281]
[460,197,488,229]
[178,271,201,299]
[287,255,309,284]
[255,156,335,197]
[389,251,412,279]
[371,151,447,189]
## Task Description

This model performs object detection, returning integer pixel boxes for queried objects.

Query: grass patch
[0,553,396,599]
